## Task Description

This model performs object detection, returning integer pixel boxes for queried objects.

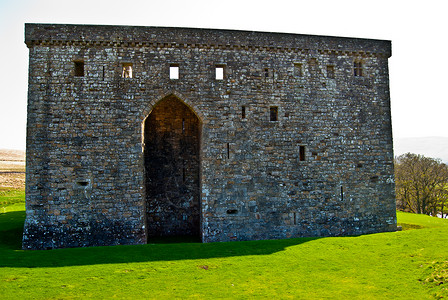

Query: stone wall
[23,24,396,249]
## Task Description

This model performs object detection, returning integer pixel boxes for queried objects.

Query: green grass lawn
[1,191,447,299]
[0,188,25,214]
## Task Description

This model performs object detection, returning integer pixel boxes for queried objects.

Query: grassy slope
[0,194,447,299]
[0,188,25,213]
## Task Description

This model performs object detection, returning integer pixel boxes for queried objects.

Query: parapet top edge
[24,23,392,57]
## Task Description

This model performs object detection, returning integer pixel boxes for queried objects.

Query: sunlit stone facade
[23,24,396,249]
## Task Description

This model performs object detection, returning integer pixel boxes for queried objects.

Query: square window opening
[122,63,133,78]
[74,61,84,77]
[216,66,224,80]
[170,65,179,80]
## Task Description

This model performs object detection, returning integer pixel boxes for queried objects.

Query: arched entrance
[143,95,201,240]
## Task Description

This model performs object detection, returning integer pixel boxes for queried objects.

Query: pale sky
[0,0,447,150]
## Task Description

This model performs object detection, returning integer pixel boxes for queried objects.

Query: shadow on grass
[397,223,425,230]
[0,211,320,268]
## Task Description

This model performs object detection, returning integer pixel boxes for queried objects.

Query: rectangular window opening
[294,63,303,77]
[76,180,89,187]
[242,106,246,119]
[354,61,363,77]
[299,145,306,161]
[270,106,278,122]
[216,66,224,80]
[308,58,318,75]
[327,65,335,78]
[264,68,269,78]
[122,63,133,78]
[74,61,84,77]
[170,64,179,80]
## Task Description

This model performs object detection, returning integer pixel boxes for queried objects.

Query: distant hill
[0,149,25,162]
[0,149,25,190]
[394,137,448,163]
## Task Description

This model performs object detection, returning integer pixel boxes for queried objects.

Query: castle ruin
[23,24,396,249]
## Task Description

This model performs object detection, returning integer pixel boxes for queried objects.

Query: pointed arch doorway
[143,95,201,241]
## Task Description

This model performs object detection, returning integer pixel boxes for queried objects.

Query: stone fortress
[23,24,396,250]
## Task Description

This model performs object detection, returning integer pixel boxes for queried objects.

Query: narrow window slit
[299,146,306,161]
[182,166,186,183]
[227,143,230,159]
[354,61,363,77]
[242,106,246,119]
[327,65,335,78]
[270,106,278,122]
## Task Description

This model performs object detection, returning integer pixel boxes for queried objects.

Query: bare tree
[395,153,448,217]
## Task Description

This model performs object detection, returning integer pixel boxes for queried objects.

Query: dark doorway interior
[144,95,200,240]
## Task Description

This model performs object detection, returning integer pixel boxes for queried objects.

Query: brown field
[0,149,25,190]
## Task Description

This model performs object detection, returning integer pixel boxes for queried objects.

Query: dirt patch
[397,223,425,230]
[423,261,448,297]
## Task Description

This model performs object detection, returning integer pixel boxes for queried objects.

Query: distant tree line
[395,153,448,218]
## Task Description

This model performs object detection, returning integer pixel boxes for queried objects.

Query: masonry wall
[23,24,396,249]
